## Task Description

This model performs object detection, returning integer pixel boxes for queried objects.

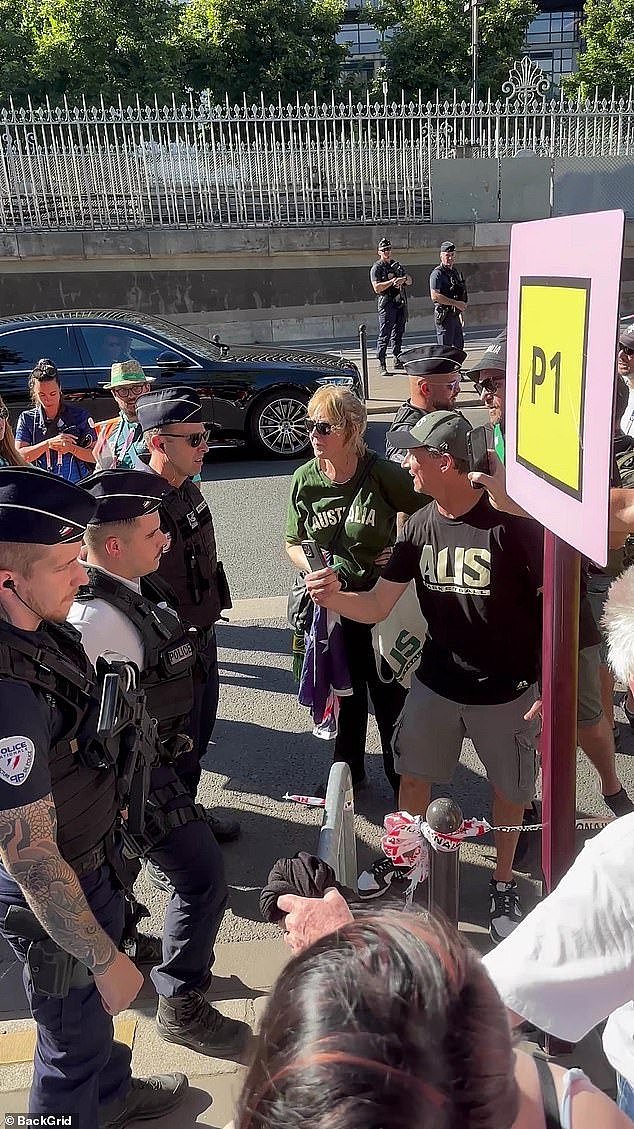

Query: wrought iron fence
[0,60,632,231]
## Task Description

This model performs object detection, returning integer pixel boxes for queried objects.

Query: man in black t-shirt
[429,241,468,349]
[305,410,542,944]
[370,238,413,377]
[385,344,466,465]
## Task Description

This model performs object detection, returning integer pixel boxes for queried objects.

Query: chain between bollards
[426,797,463,927]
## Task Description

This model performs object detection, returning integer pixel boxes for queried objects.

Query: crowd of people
[1,313,634,1128]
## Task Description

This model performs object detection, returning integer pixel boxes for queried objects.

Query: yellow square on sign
[516,277,590,500]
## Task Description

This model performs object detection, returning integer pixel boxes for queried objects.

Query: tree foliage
[179,0,347,104]
[370,0,538,101]
[562,0,634,98]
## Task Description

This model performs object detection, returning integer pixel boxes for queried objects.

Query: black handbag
[286,452,378,633]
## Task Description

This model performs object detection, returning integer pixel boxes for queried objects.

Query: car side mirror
[156,351,191,371]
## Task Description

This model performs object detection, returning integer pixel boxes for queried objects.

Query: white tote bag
[372,581,427,689]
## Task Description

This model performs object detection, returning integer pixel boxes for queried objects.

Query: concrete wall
[1,221,632,344]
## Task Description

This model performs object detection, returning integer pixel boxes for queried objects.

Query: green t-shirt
[286,454,426,590]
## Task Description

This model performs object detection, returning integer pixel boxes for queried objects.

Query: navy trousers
[376,304,407,366]
[147,763,228,999]
[0,864,130,1128]
[178,629,219,800]
[435,312,464,349]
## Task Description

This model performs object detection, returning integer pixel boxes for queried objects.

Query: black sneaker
[603,786,634,817]
[489,879,522,944]
[393,357,405,370]
[379,366,390,377]
[157,990,250,1057]
[357,857,410,900]
[100,1072,188,1129]
[144,859,173,893]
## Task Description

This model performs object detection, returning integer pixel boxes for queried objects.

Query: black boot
[100,1073,188,1129]
[157,990,250,1057]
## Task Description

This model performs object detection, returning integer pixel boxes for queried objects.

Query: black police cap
[136,386,203,434]
[401,343,467,368]
[81,469,172,525]
[440,241,455,252]
[0,466,96,545]
[378,238,392,250]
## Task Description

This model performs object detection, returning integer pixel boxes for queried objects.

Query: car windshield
[143,318,224,360]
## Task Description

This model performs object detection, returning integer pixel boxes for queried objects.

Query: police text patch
[0,736,36,787]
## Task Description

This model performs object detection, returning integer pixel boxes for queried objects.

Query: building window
[524,9,581,87]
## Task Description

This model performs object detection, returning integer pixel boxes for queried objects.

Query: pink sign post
[506,209,625,894]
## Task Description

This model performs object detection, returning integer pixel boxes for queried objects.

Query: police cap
[81,468,172,525]
[0,466,96,544]
[136,386,203,434]
[440,241,456,252]
[401,344,466,374]
[377,238,392,250]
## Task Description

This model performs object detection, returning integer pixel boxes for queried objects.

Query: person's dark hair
[236,911,519,1129]
[29,357,61,406]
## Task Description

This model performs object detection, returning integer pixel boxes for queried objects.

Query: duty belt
[121,780,205,857]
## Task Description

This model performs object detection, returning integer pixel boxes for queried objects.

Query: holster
[121,782,206,857]
[4,905,93,998]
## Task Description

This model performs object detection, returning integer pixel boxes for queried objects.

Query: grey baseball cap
[389,409,472,459]
[466,329,507,380]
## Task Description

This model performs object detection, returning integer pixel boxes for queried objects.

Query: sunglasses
[115,384,150,398]
[474,376,504,396]
[619,344,634,358]
[158,430,209,448]
[0,407,8,420]
[305,419,343,436]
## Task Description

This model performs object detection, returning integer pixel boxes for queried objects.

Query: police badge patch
[0,736,35,786]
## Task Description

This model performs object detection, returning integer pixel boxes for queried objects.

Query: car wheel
[249,389,311,458]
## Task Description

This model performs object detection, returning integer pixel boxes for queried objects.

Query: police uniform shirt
[370,258,407,309]
[0,633,57,811]
[68,563,181,671]
[429,264,467,305]
[68,565,146,670]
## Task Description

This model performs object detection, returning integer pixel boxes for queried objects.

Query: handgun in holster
[4,904,93,998]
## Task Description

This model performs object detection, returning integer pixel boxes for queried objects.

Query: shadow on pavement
[217,623,293,659]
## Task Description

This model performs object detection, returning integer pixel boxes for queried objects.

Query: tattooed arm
[0,792,144,1013]
[0,792,117,974]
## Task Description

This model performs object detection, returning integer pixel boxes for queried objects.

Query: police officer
[370,237,413,377]
[68,469,249,1057]
[385,344,466,464]
[0,466,187,1128]
[135,387,240,842]
[429,240,468,349]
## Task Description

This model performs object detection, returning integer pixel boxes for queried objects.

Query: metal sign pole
[540,530,580,891]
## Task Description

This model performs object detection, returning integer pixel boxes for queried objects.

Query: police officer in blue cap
[371,238,413,377]
[385,345,466,465]
[135,387,240,843]
[68,468,249,1057]
[429,241,468,349]
[0,466,187,1127]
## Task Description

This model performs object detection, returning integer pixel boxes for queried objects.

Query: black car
[0,310,363,458]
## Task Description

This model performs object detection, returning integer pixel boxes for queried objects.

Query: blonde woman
[285,386,423,799]
[0,397,25,467]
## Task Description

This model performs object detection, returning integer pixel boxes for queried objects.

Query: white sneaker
[489,879,522,943]
[357,857,410,900]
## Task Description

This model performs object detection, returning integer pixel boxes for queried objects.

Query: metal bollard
[426,797,463,927]
[358,323,370,401]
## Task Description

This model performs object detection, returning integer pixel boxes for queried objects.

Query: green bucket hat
[102,359,155,390]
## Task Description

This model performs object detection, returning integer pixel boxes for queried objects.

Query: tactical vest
[157,479,221,629]
[0,621,118,877]
[74,568,196,748]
